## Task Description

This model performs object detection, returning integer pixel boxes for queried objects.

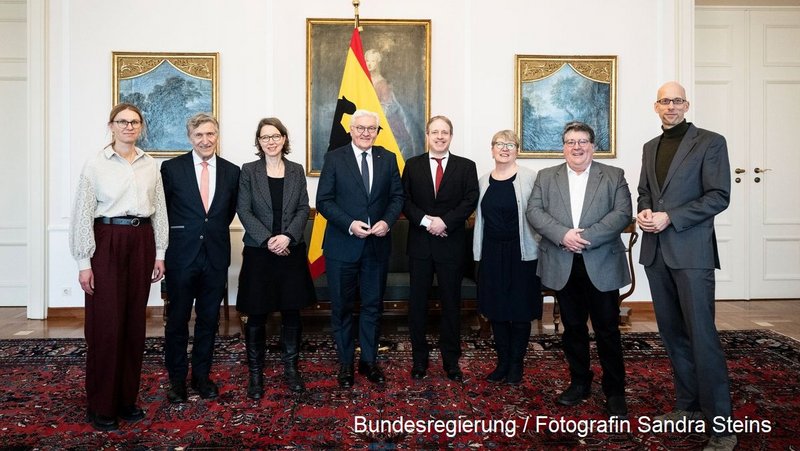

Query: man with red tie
[160,113,240,402]
[401,116,479,382]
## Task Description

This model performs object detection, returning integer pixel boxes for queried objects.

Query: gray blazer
[637,124,730,269]
[527,161,632,292]
[237,158,310,248]
[473,165,539,262]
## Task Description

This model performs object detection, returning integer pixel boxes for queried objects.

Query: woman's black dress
[477,174,541,321]
[236,176,316,315]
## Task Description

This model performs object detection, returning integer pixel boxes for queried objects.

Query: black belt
[95,216,150,227]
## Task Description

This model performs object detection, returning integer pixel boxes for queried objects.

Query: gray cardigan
[473,165,539,261]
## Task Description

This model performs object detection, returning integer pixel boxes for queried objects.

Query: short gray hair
[351,109,380,127]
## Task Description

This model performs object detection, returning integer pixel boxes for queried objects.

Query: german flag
[307,27,405,278]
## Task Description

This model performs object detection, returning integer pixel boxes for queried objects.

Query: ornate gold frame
[514,55,617,159]
[306,19,431,175]
[112,52,219,157]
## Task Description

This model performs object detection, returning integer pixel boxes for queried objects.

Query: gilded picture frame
[112,52,219,158]
[306,19,431,175]
[515,55,617,159]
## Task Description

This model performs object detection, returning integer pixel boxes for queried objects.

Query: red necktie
[433,157,444,196]
[200,161,210,212]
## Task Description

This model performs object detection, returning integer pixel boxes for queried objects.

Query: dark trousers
[85,223,155,417]
[557,254,625,396]
[646,243,732,425]
[408,257,463,368]
[164,246,227,381]
[326,239,387,364]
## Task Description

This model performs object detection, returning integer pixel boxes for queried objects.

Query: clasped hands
[350,220,390,239]
[425,215,448,238]
[561,228,590,253]
[268,234,291,256]
[636,209,670,234]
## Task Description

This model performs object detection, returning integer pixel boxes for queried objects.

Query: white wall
[45,0,692,308]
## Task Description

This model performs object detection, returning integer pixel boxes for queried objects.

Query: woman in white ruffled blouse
[69,103,168,431]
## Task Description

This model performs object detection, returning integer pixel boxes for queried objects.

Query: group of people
[69,81,736,451]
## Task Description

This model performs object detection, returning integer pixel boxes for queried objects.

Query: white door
[696,8,800,300]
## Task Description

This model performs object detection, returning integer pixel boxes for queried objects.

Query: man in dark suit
[160,113,240,402]
[401,115,478,382]
[528,121,632,418]
[316,109,404,388]
[637,81,735,451]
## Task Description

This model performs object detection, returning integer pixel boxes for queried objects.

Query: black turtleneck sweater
[656,119,690,187]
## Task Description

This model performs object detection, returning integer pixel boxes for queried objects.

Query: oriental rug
[0,330,798,450]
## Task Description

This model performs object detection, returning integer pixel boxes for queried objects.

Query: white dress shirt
[567,163,591,228]
[351,143,373,192]
[192,151,217,209]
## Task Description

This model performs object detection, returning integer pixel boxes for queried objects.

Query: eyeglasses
[258,134,283,142]
[113,120,142,129]
[493,142,518,151]
[564,139,591,147]
[353,125,379,134]
[656,97,687,106]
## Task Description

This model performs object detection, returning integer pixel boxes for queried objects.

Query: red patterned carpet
[0,330,798,449]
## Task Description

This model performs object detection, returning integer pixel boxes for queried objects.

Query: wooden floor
[1,300,799,341]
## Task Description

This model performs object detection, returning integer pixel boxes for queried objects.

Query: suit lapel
[661,125,699,193]
[181,153,206,215]
[555,164,573,224]
[282,161,296,213]
[345,148,369,198]
[437,155,456,195]
[254,160,273,211]
[579,165,603,226]
[370,148,386,201]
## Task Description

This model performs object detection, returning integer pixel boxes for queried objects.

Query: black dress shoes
[445,366,464,382]
[167,379,188,403]
[358,361,386,384]
[556,383,592,406]
[86,410,118,432]
[191,377,219,399]
[606,395,628,418]
[118,405,145,422]
[337,363,355,388]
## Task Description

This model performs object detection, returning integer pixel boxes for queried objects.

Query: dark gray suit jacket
[527,161,632,292]
[237,158,310,248]
[637,124,731,269]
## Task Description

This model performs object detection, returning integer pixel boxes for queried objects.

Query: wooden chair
[544,218,639,333]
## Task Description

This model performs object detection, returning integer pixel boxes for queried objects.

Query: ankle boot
[281,324,305,393]
[487,322,511,382]
[245,322,265,399]
[506,321,532,384]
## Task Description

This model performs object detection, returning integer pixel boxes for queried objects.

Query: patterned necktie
[432,157,445,196]
[361,151,370,195]
[200,161,210,212]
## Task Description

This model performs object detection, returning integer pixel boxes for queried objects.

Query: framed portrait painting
[306,19,431,175]
[515,55,617,158]
[112,52,219,157]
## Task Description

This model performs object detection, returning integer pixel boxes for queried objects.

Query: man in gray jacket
[527,121,632,418]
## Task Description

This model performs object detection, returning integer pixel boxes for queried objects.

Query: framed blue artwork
[112,52,219,157]
[515,55,617,159]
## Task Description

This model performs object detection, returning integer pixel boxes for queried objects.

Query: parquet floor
[1,300,799,340]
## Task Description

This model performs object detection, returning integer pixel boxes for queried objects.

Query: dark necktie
[361,151,370,195]
[432,157,445,196]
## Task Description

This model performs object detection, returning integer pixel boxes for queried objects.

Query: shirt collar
[103,146,144,161]
[566,162,592,176]
[192,150,217,167]
[430,151,450,161]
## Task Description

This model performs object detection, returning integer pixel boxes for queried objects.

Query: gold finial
[353,0,362,31]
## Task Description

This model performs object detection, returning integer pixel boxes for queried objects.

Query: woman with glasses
[472,130,542,384]
[69,103,168,431]
[236,117,316,398]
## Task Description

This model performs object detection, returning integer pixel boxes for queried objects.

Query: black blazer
[161,151,240,271]
[402,153,479,262]
[316,144,404,263]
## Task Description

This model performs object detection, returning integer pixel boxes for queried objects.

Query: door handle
[734,168,746,174]
[754,167,772,174]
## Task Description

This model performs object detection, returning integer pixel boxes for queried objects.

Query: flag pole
[353,0,362,31]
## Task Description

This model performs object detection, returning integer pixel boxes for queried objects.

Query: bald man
[637,81,736,451]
